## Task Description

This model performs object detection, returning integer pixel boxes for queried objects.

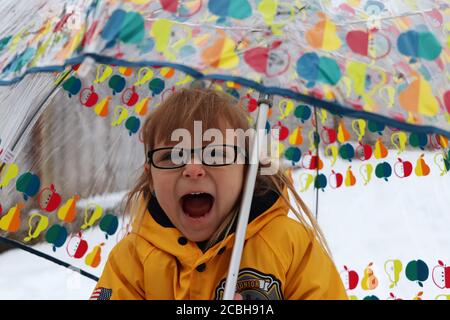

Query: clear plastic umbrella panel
[0,0,449,299]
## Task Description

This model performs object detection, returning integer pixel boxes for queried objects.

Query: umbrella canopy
[1,0,449,135]
[0,0,449,299]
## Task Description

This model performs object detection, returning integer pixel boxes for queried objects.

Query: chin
[183,230,212,243]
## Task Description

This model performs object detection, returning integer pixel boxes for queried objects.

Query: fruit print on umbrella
[56,63,450,195]
[341,258,450,300]
[432,260,450,290]
[1,157,122,269]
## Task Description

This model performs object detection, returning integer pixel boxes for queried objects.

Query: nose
[182,163,206,179]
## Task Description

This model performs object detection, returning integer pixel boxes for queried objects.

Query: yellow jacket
[93,190,347,300]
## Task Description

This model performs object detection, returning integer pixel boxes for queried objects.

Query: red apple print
[320,126,337,144]
[329,170,343,189]
[244,47,268,74]
[346,29,390,59]
[342,265,359,290]
[122,86,140,107]
[79,86,99,107]
[66,232,89,259]
[244,94,258,112]
[356,141,373,161]
[432,260,450,289]
[243,41,290,77]
[346,30,369,56]
[273,121,289,141]
[38,184,62,212]
[394,158,413,178]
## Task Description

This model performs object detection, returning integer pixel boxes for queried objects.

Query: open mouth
[180,192,215,219]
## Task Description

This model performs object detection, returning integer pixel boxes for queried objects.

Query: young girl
[92,88,347,300]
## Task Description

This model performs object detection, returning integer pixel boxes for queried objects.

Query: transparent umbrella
[0,0,449,299]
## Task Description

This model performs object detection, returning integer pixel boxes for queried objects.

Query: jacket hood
[131,189,290,265]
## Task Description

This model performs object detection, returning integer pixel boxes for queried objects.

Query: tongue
[182,194,214,218]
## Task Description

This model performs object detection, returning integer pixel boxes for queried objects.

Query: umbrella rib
[0,68,72,177]
[8,69,72,158]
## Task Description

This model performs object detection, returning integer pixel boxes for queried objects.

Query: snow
[0,150,449,300]
[0,246,96,299]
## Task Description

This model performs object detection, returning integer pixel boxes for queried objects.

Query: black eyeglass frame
[147,144,246,169]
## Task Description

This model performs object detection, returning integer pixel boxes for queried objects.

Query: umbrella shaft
[223,99,270,300]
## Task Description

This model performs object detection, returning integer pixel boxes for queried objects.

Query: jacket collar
[132,189,289,266]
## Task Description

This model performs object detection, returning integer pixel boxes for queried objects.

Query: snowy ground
[0,247,97,299]
[0,150,449,300]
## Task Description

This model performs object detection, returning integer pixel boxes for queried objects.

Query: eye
[154,151,172,163]
[160,152,171,160]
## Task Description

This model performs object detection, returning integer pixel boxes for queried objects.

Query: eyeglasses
[147,144,245,169]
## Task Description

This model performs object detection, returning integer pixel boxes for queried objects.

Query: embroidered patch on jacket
[215,268,283,300]
[90,287,112,300]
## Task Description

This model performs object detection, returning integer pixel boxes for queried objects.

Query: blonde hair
[124,87,331,255]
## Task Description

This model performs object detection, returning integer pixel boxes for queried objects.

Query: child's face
[150,141,244,242]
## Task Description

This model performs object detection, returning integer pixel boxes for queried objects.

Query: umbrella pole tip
[257,93,273,107]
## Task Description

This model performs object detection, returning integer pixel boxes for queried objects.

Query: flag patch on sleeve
[90,287,112,300]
